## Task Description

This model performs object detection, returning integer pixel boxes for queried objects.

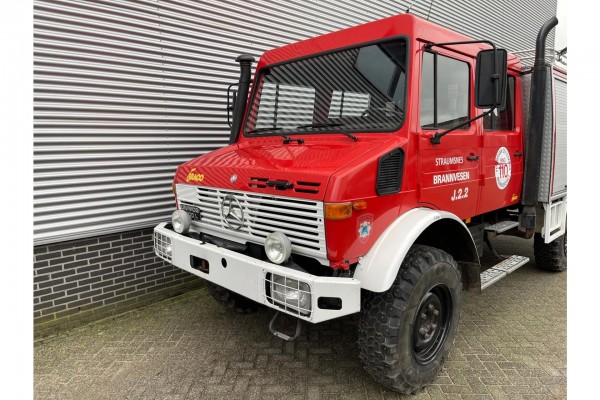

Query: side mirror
[227,84,238,128]
[475,49,507,109]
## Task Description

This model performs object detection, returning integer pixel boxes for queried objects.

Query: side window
[483,76,515,130]
[420,52,470,130]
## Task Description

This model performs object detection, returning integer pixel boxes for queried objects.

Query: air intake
[249,177,269,188]
[295,181,321,194]
[376,148,404,195]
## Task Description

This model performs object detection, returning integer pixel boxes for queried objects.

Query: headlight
[171,210,192,234]
[271,274,311,315]
[154,231,172,261]
[264,231,292,264]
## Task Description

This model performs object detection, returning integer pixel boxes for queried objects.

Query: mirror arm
[430,107,496,145]
[425,39,499,104]
[426,39,501,144]
[425,39,497,53]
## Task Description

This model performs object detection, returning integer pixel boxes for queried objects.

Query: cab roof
[257,13,521,72]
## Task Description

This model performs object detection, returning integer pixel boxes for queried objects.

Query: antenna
[405,1,414,14]
[427,0,435,21]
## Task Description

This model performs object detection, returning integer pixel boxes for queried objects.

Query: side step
[480,255,530,290]
[484,221,519,234]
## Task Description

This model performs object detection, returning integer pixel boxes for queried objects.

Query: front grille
[176,184,326,262]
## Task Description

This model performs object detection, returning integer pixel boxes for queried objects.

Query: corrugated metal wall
[34,0,557,245]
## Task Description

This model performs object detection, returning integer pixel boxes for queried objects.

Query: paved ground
[34,236,566,399]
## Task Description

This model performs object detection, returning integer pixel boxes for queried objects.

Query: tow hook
[268,311,302,341]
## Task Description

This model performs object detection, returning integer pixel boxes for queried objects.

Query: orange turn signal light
[352,200,367,211]
[324,203,352,220]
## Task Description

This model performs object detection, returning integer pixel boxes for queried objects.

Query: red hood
[175,135,390,200]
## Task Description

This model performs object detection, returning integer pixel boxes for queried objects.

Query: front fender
[354,208,479,292]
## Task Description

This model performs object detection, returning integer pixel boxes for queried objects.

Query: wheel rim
[412,284,453,364]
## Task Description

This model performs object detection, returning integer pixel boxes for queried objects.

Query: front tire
[207,282,259,313]
[358,245,462,394]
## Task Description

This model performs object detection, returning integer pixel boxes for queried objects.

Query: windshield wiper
[296,122,357,141]
[246,127,304,144]
[338,131,358,141]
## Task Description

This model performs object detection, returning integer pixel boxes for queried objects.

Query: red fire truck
[154,14,566,394]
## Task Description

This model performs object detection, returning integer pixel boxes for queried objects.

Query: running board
[480,255,530,290]
[484,221,519,234]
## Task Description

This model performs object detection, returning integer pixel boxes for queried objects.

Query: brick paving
[34,236,567,399]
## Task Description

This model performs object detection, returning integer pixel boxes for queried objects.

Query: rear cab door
[477,74,524,214]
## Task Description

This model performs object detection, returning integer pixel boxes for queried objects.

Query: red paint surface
[172,14,526,264]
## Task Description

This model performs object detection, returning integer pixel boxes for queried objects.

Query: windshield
[244,38,408,136]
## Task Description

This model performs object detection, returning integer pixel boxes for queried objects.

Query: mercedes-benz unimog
[154,13,566,394]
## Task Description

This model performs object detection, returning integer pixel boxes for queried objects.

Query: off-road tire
[207,282,259,313]
[534,230,567,272]
[357,244,462,395]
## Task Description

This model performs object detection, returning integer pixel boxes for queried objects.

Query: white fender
[354,208,476,292]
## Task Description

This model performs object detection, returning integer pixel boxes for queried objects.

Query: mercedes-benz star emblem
[230,174,238,184]
[220,194,244,230]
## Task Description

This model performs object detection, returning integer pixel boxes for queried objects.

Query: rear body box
[521,66,567,242]
[522,66,567,202]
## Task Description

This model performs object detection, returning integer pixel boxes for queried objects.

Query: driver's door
[417,48,480,220]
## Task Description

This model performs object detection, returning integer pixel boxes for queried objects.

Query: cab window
[420,52,470,130]
[483,76,516,130]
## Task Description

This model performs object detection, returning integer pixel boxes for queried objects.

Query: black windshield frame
[243,35,410,138]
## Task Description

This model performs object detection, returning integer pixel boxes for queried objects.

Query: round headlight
[172,210,192,234]
[265,232,292,264]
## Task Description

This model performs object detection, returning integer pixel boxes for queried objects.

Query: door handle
[514,151,523,157]
[467,154,479,161]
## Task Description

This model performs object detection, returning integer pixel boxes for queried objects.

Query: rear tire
[534,229,567,272]
[357,245,462,394]
[207,282,259,313]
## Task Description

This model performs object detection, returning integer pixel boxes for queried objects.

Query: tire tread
[534,232,566,272]
[357,245,461,394]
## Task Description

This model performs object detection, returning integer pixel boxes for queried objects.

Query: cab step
[480,255,530,290]
[484,220,519,234]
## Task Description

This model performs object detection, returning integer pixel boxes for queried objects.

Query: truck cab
[154,13,566,394]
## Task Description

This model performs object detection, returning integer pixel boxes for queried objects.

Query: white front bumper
[153,223,361,323]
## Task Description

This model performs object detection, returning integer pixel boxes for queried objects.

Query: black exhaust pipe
[534,18,559,66]
[229,54,255,144]
[519,16,558,231]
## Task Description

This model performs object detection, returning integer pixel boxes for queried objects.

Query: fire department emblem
[220,195,244,230]
[494,147,511,190]
[358,221,372,239]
